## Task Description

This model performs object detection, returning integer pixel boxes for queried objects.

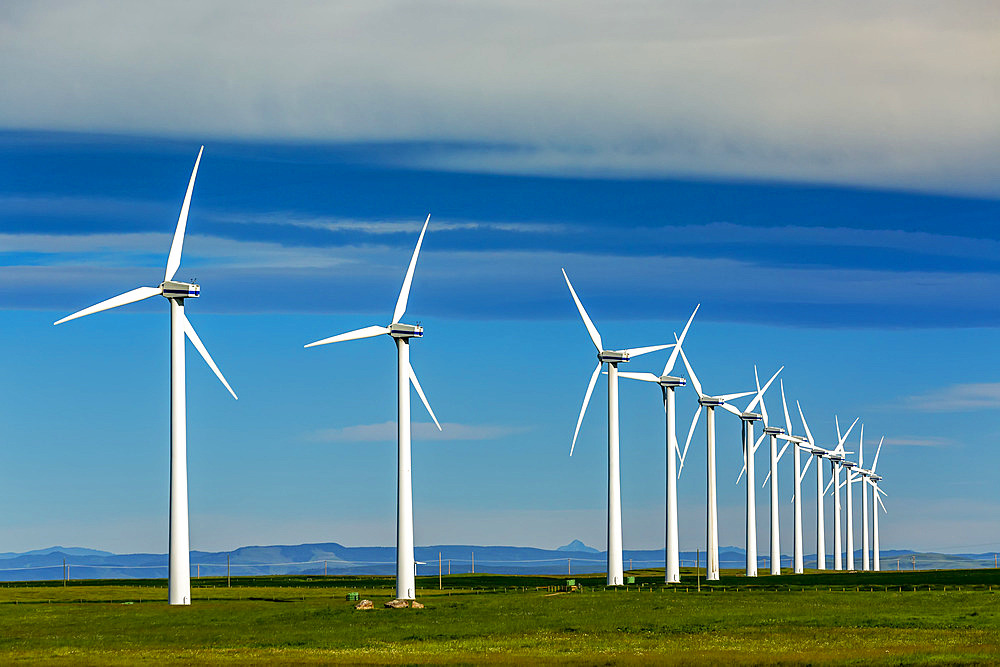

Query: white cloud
[1,2,998,194]
[899,383,1000,412]
[882,436,955,448]
[307,421,529,443]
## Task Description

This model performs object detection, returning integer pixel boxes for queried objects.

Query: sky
[1,1,999,559]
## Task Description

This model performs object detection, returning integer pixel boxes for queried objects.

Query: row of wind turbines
[53,148,886,606]
[561,270,888,586]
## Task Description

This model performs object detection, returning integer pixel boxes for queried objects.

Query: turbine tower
[562,269,671,586]
[55,147,238,606]
[305,215,441,601]
[736,366,783,577]
[619,305,699,584]
[676,349,755,581]
[777,382,809,574]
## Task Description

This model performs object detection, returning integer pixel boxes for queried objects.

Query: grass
[0,569,998,664]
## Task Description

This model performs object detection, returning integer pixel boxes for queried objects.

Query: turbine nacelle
[763,426,785,435]
[598,350,630,364]
[698,396,726,407]
[842,460,858,469]
[658,375,685,388]
[871,474,883,482]
[160,280,200,299]
[740,411,762,422]
[389,323,423,339]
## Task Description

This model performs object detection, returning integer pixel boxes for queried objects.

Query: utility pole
[439,552,442,590]
[471,551,475,574]
[63,558,66,587]
[197,563,200,578]
[227,554,231,588]
[448,559,451,575]
[697,548,701,592]
[568,558,571,576]
[324,560,327,577]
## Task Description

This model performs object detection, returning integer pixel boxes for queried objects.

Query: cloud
[1,2,998,194]
[898,383,1000,412]
[307,421,529,443]
[882,436,955,448]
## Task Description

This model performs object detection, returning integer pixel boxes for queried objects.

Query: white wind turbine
[55,147,238,606]
[823,416,858,571]
[862,436,887,570]
[305,215,441,601]
[858,426,870,570]
[675,349,755,581]
[562,269,671,586]
[796,403,827,569]
[618,305,699,584]
[755,379,800,576]
[734,366,783,577]
[775,382,809,574]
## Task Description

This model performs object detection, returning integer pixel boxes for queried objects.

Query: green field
[1,569,999,664]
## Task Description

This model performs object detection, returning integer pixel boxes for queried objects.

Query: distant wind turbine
[55,147,238,606]
[562,269,671,586]
[305,215,441,601]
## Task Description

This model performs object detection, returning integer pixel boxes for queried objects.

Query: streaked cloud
[307,421,529,443]
[882,436,956,448]
[1,2,997,194]
[899,383,1000,413]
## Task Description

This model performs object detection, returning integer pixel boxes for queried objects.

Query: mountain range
[0,541,993,581]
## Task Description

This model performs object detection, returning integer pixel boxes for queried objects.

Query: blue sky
[1,2,999,557]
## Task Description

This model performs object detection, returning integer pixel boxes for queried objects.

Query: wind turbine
[735,366,783,577]
[755,378,799,576]
[865,436,887,570]
[776,382,809,574]
[305,215,441,601]
[618,305,699,584]
[562,270,671,586]
[858,427,870,571]
[54,147,238,606]
[823,416,858,571]
[676,349,755,581]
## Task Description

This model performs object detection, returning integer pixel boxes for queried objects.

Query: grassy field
[1,569,999,664]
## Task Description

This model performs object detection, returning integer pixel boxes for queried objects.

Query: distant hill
[557,540,598,553]
[0,543,993,582]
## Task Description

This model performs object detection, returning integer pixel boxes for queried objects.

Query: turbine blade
[780,379,793,434]
[677,345,703,397]
[409,364,441,430]
[678,404,702,478]
[799,451,814,483]
[776,440,790,462]
[762,470,771,488]
[304,325,389,348]
[797,401,814,445]
[877,493,887,513]
[662,304,699,375]
[571,362,602,456]
[752,431,766,454]
[836,415,843,445]
[837,417,860,451]
[562,269,602,351]
[392,214,431,324]
[736,461,746,485]
[718,390,755,402]
[164,146,204,282]
[624,343,672,358]
[871,436,883,472]
[181,312,237,400]
[823,475,834,496]
[859,423,865,468]
[746,366,782,413]
[720,402,742,417]
[54,286,162,325]
[618,371,661,383]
